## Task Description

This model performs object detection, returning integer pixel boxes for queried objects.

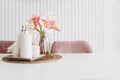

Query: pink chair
[51,41,93,53]
[0,41,15,53]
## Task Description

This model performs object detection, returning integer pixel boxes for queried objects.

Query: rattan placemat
[2,54,62,64]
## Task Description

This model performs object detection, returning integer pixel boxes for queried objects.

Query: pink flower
[31,16,40,29]
[30,15,61,34]
[41,18,60,31]
[41,19,49,28]
[49,20,60,31]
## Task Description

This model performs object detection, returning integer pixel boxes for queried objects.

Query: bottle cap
[21,25,24,31]
[25,25,27,31]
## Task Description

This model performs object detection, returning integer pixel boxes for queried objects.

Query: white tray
[4,55,43,62]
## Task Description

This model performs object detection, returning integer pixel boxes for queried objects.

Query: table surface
[0,53,120,80]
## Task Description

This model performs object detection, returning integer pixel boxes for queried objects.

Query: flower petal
[50,24,61,31]
[31,16,40,28]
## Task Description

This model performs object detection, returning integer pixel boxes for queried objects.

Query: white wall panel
[0,0,103,53]
[103,0,120,53]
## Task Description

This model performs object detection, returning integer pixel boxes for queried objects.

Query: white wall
[0,0,103,53]
[103,0,120,53]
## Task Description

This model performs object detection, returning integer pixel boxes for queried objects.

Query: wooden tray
[2,54,62,64]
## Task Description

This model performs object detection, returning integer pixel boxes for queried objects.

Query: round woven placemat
[2,54,62,64]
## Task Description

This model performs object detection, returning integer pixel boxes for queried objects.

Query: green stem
[35,28,40,32]
[36,28,44,36]
[38,22,42,29]
[38,22,45,35]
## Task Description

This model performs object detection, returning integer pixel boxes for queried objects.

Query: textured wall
[0,0,103,53]
[103,0,120,53]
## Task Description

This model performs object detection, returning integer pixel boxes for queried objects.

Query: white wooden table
[0,53,120,80]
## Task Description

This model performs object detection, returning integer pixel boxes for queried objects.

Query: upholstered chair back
[51,41,93,53]
[0,41,14,53]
